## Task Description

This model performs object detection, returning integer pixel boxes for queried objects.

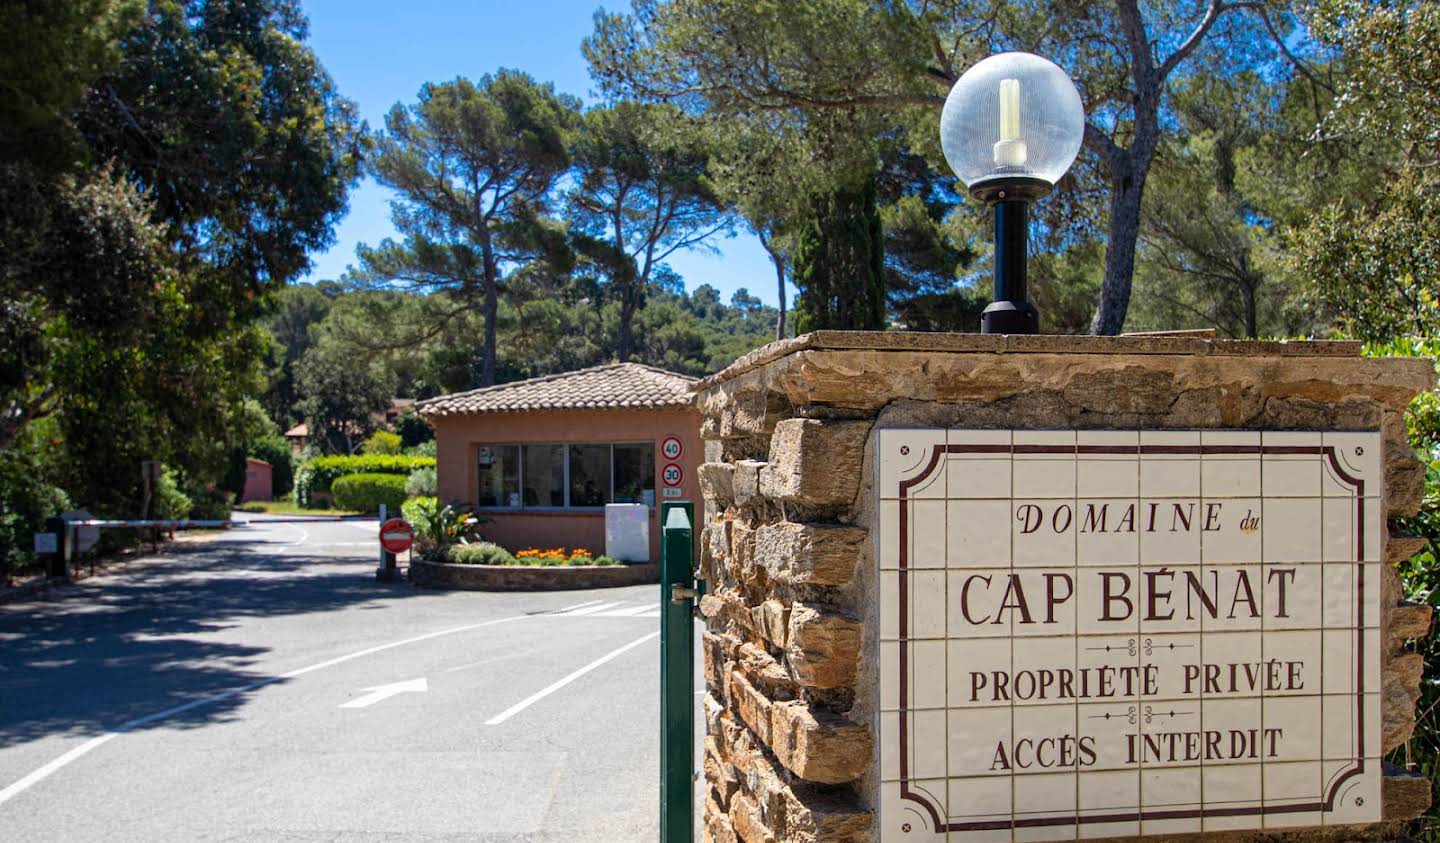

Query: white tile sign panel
[878,430,1382,842]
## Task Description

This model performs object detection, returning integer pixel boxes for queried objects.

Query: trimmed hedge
[446,544,517,565]
[330,473,408,514]
[294,455,434,507]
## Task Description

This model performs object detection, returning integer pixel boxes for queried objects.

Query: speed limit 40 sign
[660,434,683,461]
[661,462,684,488]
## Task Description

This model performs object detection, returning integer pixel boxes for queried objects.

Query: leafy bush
[401,496,485,559]
[362,430,403,455]
[445,543,516,565]
[404,467,437,498]
[294,454,434,507]
[151,467,192,520]
[405,440,436,458]
[331,473,407,514]
[183,480,233,521]
[0,449,71,581]
[395,410,434,449]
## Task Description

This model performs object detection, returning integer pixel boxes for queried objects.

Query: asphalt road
[0,515,702,841]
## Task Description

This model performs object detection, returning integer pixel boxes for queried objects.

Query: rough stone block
[769,700,871,784]
[753,522,865,586]
[751,599,790,650]
[737,641,794,698]
[704,791,738,843]
[785,603,862,689]
[729,669,773,746]
[1388,602,1433,650]
[782,788,874,843]
[1383,763,1433,821]
[759,419,870,508]
[733,460,765,506]
[699,462,736,505]
[728,793,774,843]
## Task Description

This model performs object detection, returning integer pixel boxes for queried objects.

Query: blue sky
[301,0,791,308]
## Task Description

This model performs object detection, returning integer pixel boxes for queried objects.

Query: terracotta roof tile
[416,363,697,417]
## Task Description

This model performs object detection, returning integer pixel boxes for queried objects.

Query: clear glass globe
[939,52,1086,189]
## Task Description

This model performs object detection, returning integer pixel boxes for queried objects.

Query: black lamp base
[980,299,1039,335]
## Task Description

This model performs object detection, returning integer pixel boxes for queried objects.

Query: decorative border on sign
[894,440,1369,832]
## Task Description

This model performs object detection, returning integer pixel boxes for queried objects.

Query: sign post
[660,500,696,843]
[377,509,412,582]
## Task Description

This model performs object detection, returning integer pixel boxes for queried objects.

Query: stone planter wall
[409,558,658,591]
[693,331,1435,843]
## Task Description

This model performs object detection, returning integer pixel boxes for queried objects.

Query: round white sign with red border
[661,435,683,461]
[661,463,684,488]
[379,518,414,554]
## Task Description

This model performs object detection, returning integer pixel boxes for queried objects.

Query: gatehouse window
[476,442,656,509]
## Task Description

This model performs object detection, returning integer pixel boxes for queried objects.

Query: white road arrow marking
[338,677,428,709]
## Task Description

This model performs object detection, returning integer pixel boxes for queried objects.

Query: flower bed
[409,557,657,591]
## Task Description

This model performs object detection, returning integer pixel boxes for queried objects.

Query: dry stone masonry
[692,331,1434,843]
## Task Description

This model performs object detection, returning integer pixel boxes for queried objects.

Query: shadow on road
[0,538,422,751]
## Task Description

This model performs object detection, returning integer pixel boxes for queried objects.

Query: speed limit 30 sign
[661,462,684,488]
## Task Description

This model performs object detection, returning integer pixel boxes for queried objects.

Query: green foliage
[294,455,434,507]
[401,496,486,560]
[393,410,433,448]
[0,439,71,581]
[358,70,580,386]
[404,467,437,498]
[330,473,407,514]
[150,467,192,521]
[295,337,393,455]
[362,431,403,456]
[444,543,517,566]
[793,175,886,332]
[405,440,437,458]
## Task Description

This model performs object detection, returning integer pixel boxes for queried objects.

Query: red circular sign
[379,518,414,553]
[661,463,684,488]
[661,435,684,461]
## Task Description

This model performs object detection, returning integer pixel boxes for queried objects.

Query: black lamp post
[939,53,1087,335]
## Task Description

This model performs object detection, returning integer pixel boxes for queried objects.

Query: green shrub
[404,467,437,498]
[362,430,403,455]
[151,467,192,520]
[405,440,436,458]
[445,543,516,565]
[331,473,407,514]
[0,449,70,581]
[294,455,434,507]
[402,496,486,559]
[395,410,434,449]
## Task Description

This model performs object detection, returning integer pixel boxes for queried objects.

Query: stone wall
[693,331,1435,843]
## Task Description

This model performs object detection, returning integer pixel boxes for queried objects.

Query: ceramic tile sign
[878,430,1382,842]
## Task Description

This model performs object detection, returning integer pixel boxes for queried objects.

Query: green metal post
[660,501,695,843]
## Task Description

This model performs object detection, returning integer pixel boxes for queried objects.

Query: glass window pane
[523,444,565,507]
[613,443,655,506]
[477,445,519,507]
[568,445,611,507]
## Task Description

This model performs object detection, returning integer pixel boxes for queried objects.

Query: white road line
[0,613,527,808]
[595,605,654,617]
[484,631,659,726]
[546,600,602,614]
[555,602,624,617]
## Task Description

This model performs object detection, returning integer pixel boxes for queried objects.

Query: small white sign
[33,532,57,554]
[662,487,682,498]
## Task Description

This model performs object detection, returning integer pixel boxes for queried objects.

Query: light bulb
[993,78,1027,168]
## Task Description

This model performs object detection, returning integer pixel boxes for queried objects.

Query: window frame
[475,440,656,511]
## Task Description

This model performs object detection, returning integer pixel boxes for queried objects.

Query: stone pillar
[693,331,1435,843]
